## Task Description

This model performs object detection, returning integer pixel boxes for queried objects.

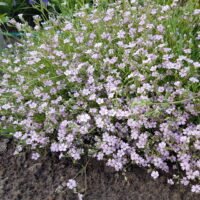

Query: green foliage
[0,0,13,14]
[0,0,29,17]
[0,14,8,25]
[161,1,200,61]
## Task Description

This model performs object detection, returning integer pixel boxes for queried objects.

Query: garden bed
[0,0,200,198]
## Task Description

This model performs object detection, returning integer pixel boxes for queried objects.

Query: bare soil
[0,139,199,200]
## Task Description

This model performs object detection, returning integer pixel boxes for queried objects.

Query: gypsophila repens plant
[0,0,200,194]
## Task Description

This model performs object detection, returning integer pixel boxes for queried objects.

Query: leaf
[0,2,8,6]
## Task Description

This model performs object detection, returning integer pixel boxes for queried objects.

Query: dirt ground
[0,139,199,200]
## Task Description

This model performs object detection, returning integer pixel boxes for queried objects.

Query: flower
[191,185,200,193]
[151,171,159,179]
[66,179,77,190]
[29,0,48,6]
[31,152,40,160]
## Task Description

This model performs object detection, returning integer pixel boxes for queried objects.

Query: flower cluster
[0,0,199,193]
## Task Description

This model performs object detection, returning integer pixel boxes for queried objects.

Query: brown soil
[0,139,199,200]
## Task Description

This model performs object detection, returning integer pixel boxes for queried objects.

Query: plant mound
[0,0,200,193]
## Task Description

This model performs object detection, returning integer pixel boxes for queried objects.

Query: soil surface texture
[0,139,199,200]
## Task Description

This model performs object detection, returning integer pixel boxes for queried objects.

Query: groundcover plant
[0,0,200,194]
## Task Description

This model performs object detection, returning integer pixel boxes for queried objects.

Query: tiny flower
[77,113,91,123]
[96,98,104,105]
[151,171,159,179]
[31,152,40,160]
[117,30,126,38]
[167,179,174,185]
[191,185,200,193]
[193,9,200,15]
[64,38,70,44]
[63,22,73,31]
[189,77,199,83]
[67,179,77,190]
[14,131,22,139]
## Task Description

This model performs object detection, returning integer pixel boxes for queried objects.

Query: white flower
[96,98,104,105]
[151,171,159,179]
[191,185,200,193]
[31,152,40,160]
[67,179,77,190]
[167,179,174,185]
[63,22,73,31]
[94,43,102,48]
[2,104,11,110]
[64,38,70,43]
[117,30,126,38]
[14,131,22,139]
[77,113,91,123]
[193,9,200,15]
[29,102,37,109]
[189,77,199,83]
[78,193,83,200]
